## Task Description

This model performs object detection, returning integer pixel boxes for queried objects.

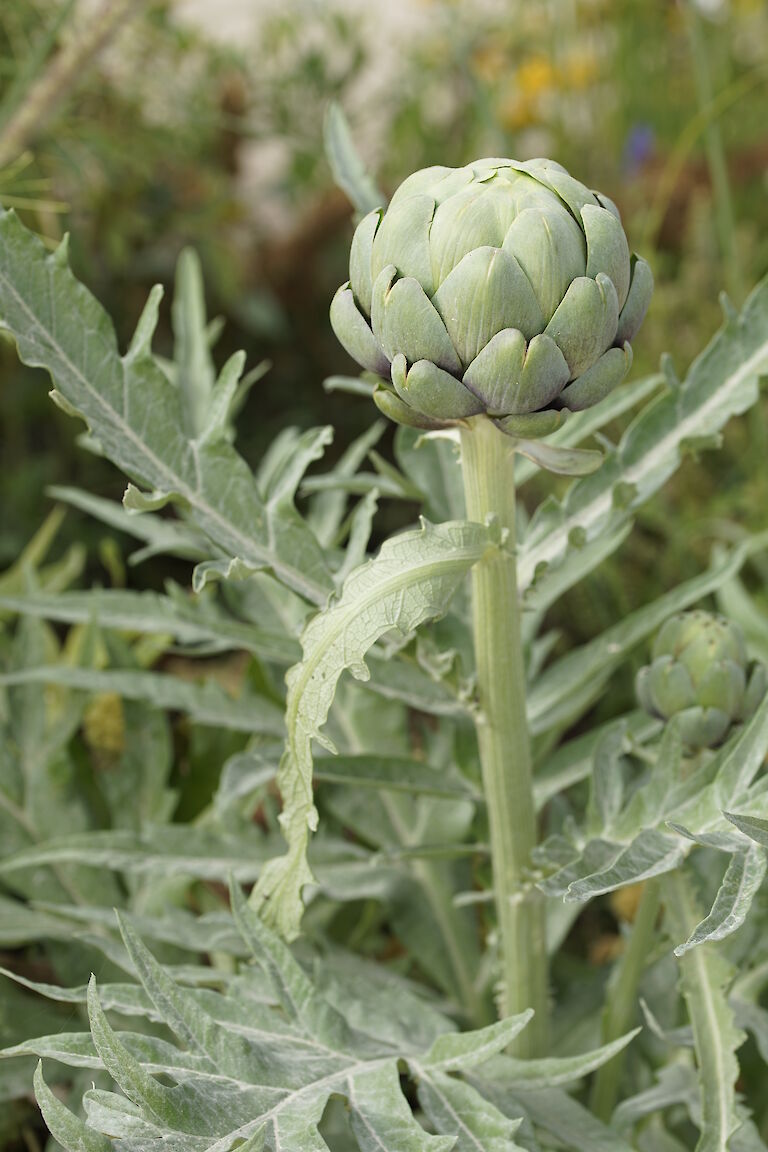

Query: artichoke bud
[636,610,767,749]
[330,158,652,435]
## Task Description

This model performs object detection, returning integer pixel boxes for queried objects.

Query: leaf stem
[590,876,662,1121]
[663,867,743,1148]
[460,416,547,1056]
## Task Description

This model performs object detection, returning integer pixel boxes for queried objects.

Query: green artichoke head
[636,610,767,749]
[330,157,653,437]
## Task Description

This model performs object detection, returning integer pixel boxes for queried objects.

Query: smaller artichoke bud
[636,610,767,749]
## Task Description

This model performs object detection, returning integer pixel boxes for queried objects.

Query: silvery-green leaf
[0,587,295,663]
[613,1064,698,1131]
[306,419,385,546]
[334,488,379,584]
[539,827,685,902]
[612,721,683,838]
[0,211,333,604]
[514,439,603,476]
[675,845,768,956]
[545,272,619,377]
[665,872,746,1152]
[12,908,528,1152]
[216,750,476,818]
[0,896,82,948]
[675,690,768,833]
[563,829,686,902]
[506,1084,636,1152]
[48,485,207,564]
[172,247,215,440]
[0,665,284,735]
[582,203,631,308]
[314,754,476,799]
[433,246,544,364]
[416,1072,525,1152]
[475,1029,641,1089]
[322,373,376,397]
[520,272,768,603]
[0,507,86,604]
[34,1062,110,1152]
[0,825,277,883]
[422,1013,533,1072]
[725,812,768,848]
[199,351,248,446]
[251,519,494,938]
[323,101,385,219]
[348,1063,454,1152]
[533,712,660,810]
[586,723,626,837]
[513,371,664,485]
[394,426,466,522]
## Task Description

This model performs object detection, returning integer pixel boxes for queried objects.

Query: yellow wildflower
[517,55,556,99]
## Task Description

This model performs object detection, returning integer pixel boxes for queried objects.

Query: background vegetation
[2,1,768,1148]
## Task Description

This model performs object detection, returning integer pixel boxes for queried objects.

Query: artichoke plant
[330,157,653,437]
[636,610,767,749]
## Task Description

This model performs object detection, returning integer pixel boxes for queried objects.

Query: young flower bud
[331,158,652,436]
[636,610,766,749]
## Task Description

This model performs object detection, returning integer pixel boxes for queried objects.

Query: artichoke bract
[636,610,767,749]
[330,157,653,437]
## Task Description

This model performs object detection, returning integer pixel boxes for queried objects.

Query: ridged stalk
[460,416,547,1056]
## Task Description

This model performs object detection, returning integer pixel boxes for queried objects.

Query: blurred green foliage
[1,0,768,635]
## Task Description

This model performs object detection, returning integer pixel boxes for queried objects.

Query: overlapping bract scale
[330,156,653,436]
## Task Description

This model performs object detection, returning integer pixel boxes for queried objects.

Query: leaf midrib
[0,259,328,605]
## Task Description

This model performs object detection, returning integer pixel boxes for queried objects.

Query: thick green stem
[590,877,662,1121]
[460,416,547,1056]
